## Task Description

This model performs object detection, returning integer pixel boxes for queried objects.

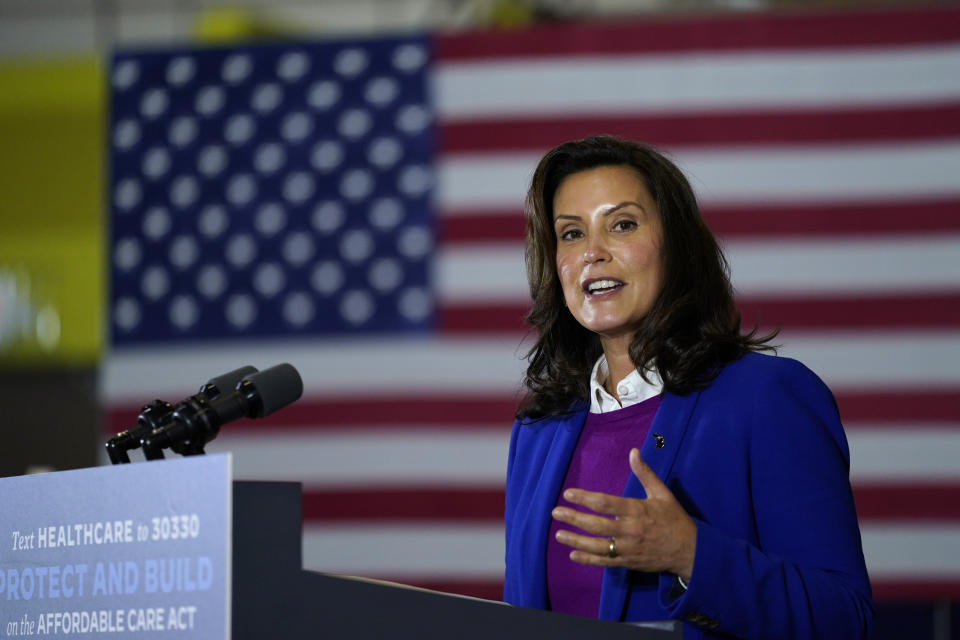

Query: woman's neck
[600,336,637,399]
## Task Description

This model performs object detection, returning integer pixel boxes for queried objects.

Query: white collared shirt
[589,355,663,414]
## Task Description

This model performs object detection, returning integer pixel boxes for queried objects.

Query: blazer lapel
[597,389,702,621]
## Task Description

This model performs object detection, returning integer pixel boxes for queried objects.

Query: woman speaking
[503,136,874,639]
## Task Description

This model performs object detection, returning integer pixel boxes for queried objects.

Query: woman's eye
[613,219,637,232]
[559,229,583,241]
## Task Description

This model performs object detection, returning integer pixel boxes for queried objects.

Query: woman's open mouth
[583,278,625,297]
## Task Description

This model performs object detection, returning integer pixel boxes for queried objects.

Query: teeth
[587,279,622,293]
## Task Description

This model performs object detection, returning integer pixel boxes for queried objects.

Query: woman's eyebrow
[553,201,645,223]
[603,201,645,216]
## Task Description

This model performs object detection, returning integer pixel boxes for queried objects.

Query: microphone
[106,365,258,464]
[140,363,303,461]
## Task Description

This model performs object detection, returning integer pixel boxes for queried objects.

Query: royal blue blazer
[504,352,874,639]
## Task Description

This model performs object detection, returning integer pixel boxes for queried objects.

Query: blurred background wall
[2,0,953,58]
[1,0,959,637]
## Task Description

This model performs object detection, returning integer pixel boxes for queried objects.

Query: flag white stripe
[779,332,960,388]
[436,45,960,120]
[848,427,960,482]
[862,524,960,577]
[437,141,960,210]
[437,237,960,303]
[303,523,505,577]
[436,245,526,303]
[724,236,960,297]
[101,331,960,400]
[101,336,530,401]
[679,144,960,204]
[204,430,510,487]
[300,523,960,578]
[438,153,535,211]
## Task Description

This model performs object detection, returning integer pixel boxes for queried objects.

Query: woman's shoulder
[697,353,847,455]
[714,351,831,397]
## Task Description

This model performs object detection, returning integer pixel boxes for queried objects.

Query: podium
[234,481,682,638]
[0,456,681,639]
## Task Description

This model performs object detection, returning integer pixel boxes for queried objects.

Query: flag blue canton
[109,36,435,344]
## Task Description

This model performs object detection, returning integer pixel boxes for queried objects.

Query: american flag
[104,6,960,602]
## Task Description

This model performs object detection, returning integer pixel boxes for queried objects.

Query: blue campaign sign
[0,455,232,639]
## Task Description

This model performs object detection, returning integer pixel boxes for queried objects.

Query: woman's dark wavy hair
[518,135,775,419]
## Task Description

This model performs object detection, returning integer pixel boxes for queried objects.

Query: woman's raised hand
[551,448,697,581]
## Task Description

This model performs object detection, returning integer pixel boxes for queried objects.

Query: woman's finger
[554,528,613,557]
[569,549,624,567]
[561,487,635,517]
[629,448,672,501]
[552,506,619,536]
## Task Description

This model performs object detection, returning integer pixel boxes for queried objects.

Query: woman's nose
[583,236,609,263]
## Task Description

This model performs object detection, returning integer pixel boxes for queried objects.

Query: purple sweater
[545,395,661,617]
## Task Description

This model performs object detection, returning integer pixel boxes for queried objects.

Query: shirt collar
[589,354,663,414]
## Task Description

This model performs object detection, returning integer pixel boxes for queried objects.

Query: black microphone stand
[105,365,258,464]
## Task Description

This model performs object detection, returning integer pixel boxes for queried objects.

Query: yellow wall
[0,58,104,366]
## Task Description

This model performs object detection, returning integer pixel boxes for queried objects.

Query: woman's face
[553,165,664,344]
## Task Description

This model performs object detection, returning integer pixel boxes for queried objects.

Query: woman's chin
[587,323,639,344]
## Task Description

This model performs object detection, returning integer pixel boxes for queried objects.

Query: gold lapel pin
[653,433,665,449]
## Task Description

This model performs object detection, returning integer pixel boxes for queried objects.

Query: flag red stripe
[439,104,960,153]
[737,294,960,332]
[837,391,960,424]
[435,7,960,60]
[435,304,529,335]
[106,395,520,434]
[870,580,960,602]
[298,485,960,522]
[703,199,960,238]
[439,199,960,243]
[438,294,960,334]
[105,389,958,435]
[256,395,518,427]
[302,487,504,522]
[438,212,525,244]
[855,485,960,521]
